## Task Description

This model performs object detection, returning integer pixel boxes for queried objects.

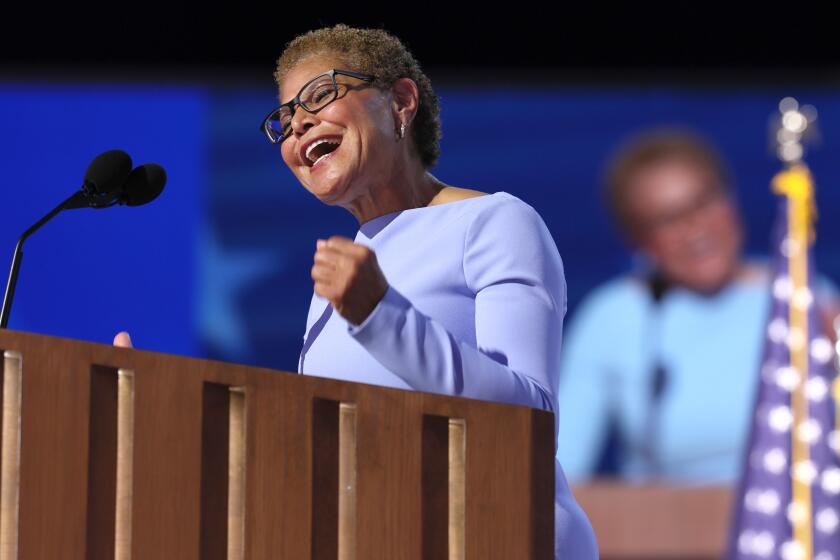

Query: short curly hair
[604,128,731,237]
[275,24,442,169]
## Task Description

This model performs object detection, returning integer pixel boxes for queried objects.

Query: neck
[343,153,445,225]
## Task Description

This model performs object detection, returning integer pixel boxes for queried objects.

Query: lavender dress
[299,192,597,558]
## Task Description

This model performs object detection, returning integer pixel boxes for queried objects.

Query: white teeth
[305,138,340,164]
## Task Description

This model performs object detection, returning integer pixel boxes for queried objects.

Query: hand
[113,331,134,348]
[312,236,389,325]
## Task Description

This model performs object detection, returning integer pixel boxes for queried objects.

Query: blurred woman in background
[555,129,840,484]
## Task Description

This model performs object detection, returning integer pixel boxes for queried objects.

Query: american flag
[728,164,840,560]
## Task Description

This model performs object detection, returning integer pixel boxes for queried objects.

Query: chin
[682,267,734,295]
[306,182,353,207]
[302,163,359,206]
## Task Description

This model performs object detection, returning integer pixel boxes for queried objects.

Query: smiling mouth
[305,138,341,168]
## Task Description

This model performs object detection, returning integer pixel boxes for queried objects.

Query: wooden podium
[0,330,554,559]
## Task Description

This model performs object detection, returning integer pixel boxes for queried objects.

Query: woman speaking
[267,25,597,558]
[118,24,597,558]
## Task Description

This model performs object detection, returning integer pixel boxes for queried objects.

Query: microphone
[643,271,671,477]
[0,151,167,328]
[121,163,167,207]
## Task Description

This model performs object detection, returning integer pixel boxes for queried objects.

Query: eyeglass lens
[268,74,338,141]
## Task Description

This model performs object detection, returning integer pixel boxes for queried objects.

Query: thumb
[113,331,133,348]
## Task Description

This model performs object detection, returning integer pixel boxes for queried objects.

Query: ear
[390,77,420,127]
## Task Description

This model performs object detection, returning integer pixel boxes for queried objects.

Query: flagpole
[773,163,815,560]
[772,97,818,560]
[728,97,840,560]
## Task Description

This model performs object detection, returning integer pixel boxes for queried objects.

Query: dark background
[2,7,839,80]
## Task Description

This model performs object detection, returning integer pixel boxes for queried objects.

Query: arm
[346,200,563,413]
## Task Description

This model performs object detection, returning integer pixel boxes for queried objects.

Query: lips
[299,135,343,168]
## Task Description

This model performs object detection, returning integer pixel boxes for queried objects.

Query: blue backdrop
[0,84,206,357]
[1,81,838,373]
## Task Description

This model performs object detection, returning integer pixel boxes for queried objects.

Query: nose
[289,104,319,138]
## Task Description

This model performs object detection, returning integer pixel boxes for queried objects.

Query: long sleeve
[347,199,564,415]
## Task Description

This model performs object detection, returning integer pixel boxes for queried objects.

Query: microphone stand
[0,158,164,330]
[643,272,670,478]
[0,192,83,329]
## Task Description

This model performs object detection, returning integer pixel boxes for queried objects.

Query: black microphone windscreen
[122,164,166,206]
[84,150,133,195]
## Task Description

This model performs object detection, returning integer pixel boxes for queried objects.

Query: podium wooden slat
[1,352,22,560]
[356,390,423,560]
[0,329,554,560]
[17,338,91,558]
[131,355,204,559]
[244,381,312,558]
[464,403,553,559]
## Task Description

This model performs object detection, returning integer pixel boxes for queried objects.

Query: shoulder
[461,190,537,213]
[459,192,549,237]
[459,192,565,293]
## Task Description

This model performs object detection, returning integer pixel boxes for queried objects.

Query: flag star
[780,237,801,258]
[768,318,789,343]
[787,327,806,350]
[768,405,794,432]
[806,375,829,402]
[821,467,840,495]
[816,508,839,534]
[198,229,277,362]
[811,337,834,364]
[739,530,756,555]
[758,490,780,515]
[781,539,806,560]
[773,275,793,300]
[775,367,801,392]
[796,419,822,444]
[763,448,787,475]
[792,461,818,486]
[740,530,776,556]
[791,286,813,310]
[752,531,775,557]
[788,501,809,526]
[829,431,840,454]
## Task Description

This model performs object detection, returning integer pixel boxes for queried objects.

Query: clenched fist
[312,236,389,325]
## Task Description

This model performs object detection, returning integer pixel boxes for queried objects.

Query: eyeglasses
[641,185,729,235]
[260,68,375,145]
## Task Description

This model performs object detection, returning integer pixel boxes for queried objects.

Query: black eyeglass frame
[260,68,376,145]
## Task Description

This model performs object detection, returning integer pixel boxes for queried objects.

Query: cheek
[354,96,395,142]
[280,142,292,164]
[280,143,299,171]
[647,228,681,254]
[712,206,741,239]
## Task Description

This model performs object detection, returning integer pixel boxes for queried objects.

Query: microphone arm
[0,154,166,330]
[0,192,80,329]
